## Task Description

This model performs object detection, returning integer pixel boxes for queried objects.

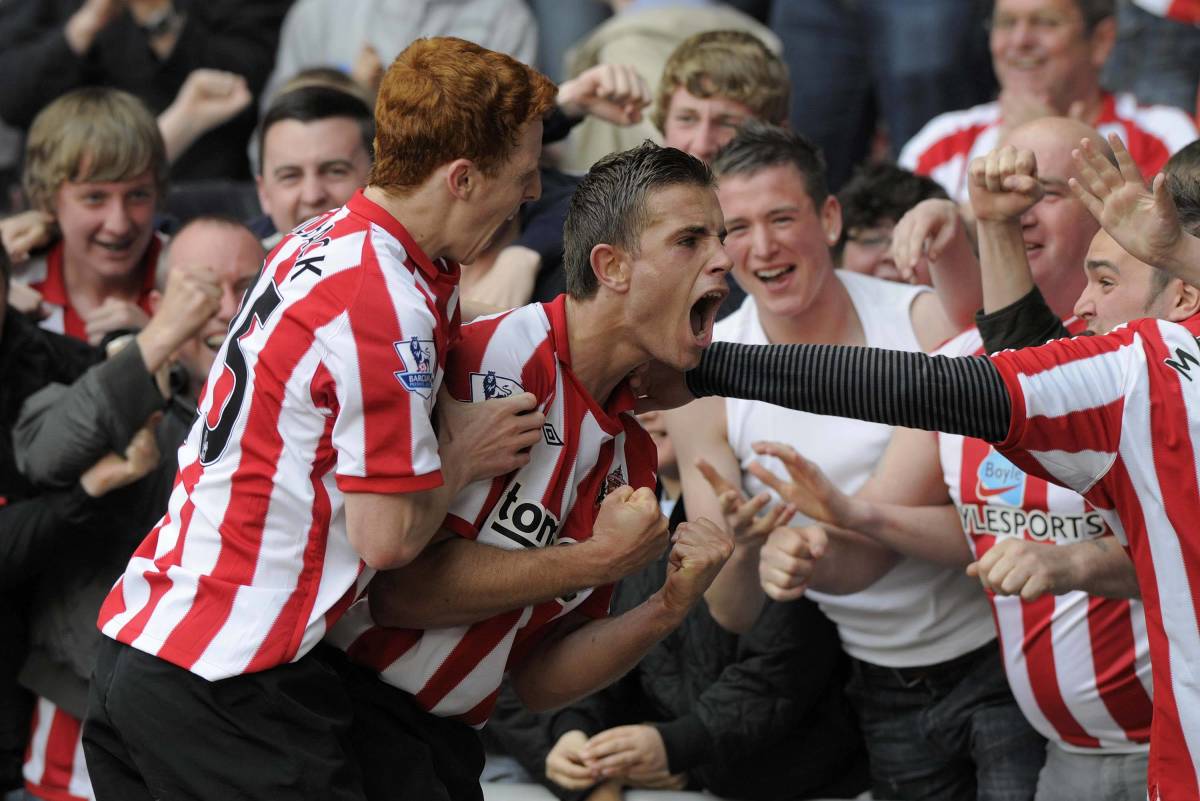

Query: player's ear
[591,242,631,293]
[819,195,842,247]
[1168,277,1200,323]
[444,159,476,201]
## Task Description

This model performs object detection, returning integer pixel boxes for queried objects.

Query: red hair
[370,37,556,192]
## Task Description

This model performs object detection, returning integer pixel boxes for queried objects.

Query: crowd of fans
[1,1,1199,801]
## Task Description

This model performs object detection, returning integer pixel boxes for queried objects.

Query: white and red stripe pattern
[939,328,1152,754]
[898,91,1198,203]
[328,296,658,727]
[23,698,93,801]
[1133,0,1200,23]
[97,190,460,680]
[989,315,1200,800]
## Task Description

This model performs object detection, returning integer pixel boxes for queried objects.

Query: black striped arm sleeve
[685,342,1013,444]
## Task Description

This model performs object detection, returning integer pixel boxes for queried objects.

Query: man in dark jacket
[10,216,264,800]
[0,0,290,181]
[0,244,147,794]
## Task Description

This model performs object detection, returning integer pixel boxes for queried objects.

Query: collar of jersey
[346,189,453,284]
[543,294,638,426]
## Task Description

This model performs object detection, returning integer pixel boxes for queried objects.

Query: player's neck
[563,294,645,406]
[363,184,454,261]
[757,268,865,347]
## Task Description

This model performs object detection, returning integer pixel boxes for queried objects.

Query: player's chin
[655,342,704,372]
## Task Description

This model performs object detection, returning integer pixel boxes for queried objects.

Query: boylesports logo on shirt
[975,451,1026,507]
[966,452,1105,542]
[393,337,436,398]
[470,370,523,401]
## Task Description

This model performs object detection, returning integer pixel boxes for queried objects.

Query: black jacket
[0,307,101,586]
[0,0,290,181]
[487,542,869,800]
[13,340,191,719]
[0,306,99,791]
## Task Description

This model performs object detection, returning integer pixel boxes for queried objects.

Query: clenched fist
[661,518,734,614]
[585,485,669,583]
[968,145,1044,223]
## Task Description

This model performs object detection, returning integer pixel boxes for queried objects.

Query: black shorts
[83,638,365,801]
[326,647,485,801]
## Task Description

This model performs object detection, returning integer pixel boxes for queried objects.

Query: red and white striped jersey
[327,295,658,727]
[12,236,162,340]
[97,190,461,680]
[988,314,1200,801]
[1133,0,1200,23]
[24,698,93,801]
[898,92,1198,203]
[939,326,1153,753]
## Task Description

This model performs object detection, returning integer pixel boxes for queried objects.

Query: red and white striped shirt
[1133,0,1200,24]
[899,92,1198,203]
[327,296,658,727]
[939,326,1153,753]
[989,314,1200,800]
[97,190,461,680]
[23,699,92,801]
[13,236,162,340]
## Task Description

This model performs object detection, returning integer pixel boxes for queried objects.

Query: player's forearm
[368,537,612,628]
[686,342,1012,443]
[702,546,767,634]
[805,525,900,594]
[928,238,984,329]
[843,501,973,568]
[511,595,686,712]
[1061,536,1140,600]
[977,219,1035,314]
[347,482,462,570]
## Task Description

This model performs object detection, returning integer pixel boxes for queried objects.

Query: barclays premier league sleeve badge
[393,336,437,398]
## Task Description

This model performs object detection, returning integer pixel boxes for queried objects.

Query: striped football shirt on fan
[898,92,1198,203]
[327,296,658,727]
[23,698,93,801]
[989,314,1200,800]
[97,190,460,680]
[940,325,1153,753]
[1133,0,1200,23]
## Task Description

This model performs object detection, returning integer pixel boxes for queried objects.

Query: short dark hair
[564,142,714,299]
[837,163,948,250]
[712,120,829,207]
[258,84,375,174]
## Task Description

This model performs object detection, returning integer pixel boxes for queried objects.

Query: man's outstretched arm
[684,342,1012,443]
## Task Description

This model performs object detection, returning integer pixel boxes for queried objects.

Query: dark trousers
[326,647,485,801]
[847,640,1047,801]
[83,638,365,801]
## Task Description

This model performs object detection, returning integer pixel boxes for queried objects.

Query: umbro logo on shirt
[543,424,563,446]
